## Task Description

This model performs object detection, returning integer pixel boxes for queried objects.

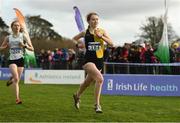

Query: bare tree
[138,16,178,47]
[26,15,62,41]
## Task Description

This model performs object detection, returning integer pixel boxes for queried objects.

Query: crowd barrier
[1,63,180,96]
[102,62,180,96]
[103,62,180,75]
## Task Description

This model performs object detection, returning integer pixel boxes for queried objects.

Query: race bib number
[10,48,21,54]
[88,42,101,51]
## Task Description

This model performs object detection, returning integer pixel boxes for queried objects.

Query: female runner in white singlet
[0,20,34,104]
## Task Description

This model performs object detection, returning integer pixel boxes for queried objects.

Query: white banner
[24,70,85,84]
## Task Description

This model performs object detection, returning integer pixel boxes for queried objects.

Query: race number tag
[10,48,21,54]
[88,42,101,51]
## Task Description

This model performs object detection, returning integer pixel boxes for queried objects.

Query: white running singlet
[8,33,26,60]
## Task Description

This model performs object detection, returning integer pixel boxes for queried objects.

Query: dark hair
[86,12,99,22]
[11,20,20,28]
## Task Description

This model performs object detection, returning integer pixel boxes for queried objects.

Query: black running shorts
[8,57,24,67]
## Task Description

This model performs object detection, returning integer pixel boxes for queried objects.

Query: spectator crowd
[1,42,180,74]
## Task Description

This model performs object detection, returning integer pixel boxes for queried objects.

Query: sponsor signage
[0,68,24,80]
[102,74,180,96]
[25,70,85,84]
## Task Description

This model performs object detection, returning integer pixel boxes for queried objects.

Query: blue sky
[0,0,180,46]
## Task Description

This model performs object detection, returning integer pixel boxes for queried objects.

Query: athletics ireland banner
[102,74,180,96]
[24,70,84,84]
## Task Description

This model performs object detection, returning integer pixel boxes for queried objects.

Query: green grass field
[0,80,180,122]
